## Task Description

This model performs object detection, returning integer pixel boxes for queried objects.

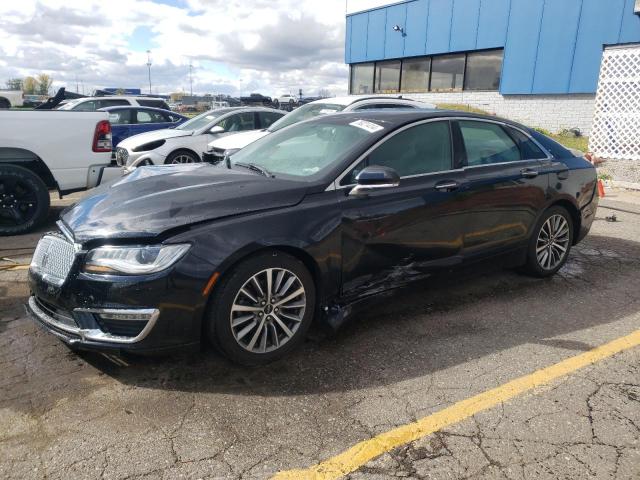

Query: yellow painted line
[273,329,640,480]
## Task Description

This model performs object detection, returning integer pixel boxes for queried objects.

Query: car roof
[98,106,178,113]
[209,106,284,114]
[306,109,533,133]
[309,95,418,107]
[75,96,166,101]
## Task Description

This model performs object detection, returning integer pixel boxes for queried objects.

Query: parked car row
[16,100,598,366]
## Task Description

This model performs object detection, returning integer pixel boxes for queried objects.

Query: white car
[116,107,284,172]
[203,96,435,163]
[57,96,170,111]
[276,94,297,105]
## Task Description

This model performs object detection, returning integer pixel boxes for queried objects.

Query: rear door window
[504,126,548,159]
[135,110,167,124]
[138,99,170,110]
[458,121,521,166]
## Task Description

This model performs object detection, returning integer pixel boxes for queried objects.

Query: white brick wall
[377,91,596,135]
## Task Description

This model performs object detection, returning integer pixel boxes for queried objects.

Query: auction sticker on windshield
[350,120,384,133]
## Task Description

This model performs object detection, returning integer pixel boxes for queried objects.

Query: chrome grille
[115,147,129,166]
[30,235,76,286]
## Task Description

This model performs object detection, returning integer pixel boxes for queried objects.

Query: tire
[522,206,574,277]
[164,150,199,165]
[0,98,10,109]
[0,164,50,236]
[206,250,316,365]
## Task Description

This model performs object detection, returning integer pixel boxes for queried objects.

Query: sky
[0,0,391,97]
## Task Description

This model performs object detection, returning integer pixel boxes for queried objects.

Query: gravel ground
[1,189,639,480]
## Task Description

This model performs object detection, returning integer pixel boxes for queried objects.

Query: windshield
[231,120,376,178]
[175,110,225,131]
[268,103,345,132]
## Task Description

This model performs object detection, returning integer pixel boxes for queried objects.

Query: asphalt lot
[1,189,639,479]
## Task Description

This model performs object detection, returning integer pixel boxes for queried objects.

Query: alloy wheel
[170,154,196,164]
[0,176,38,227]
[536,214,570,270]
[230,268,306,354]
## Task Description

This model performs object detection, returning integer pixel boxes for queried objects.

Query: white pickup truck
[0,110,122,235]
[0,90,24,109]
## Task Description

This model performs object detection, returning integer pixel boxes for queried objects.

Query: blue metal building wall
[345,0,640,94]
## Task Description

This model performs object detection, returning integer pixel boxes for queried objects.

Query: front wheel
[0,164,50,236]
[206,251,316,365]
[522,206,573,277]
[165,150,199,165]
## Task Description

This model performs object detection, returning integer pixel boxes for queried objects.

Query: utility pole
[75,75,79,94]
[146,50,152,94]
[189,61,193,96]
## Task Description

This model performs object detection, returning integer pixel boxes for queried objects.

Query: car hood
[61,163,309,243]
[207,130,270,150]
[118,128,193,149]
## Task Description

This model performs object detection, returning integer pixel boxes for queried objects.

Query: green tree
[36,73,53,95]
[6,78,23,91]
[23,77,37,94]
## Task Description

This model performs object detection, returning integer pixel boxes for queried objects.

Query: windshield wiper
[234,162,272,177]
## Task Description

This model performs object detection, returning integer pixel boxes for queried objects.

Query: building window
[430,54,465,92]
[401,58,430,93]
[350,63,374,94]
[464,50,503,91]
[375,60,401,93]
[349,48,503,95]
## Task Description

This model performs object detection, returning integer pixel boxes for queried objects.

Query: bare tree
[6,78,23,91]
[23,77,38,95]
[36,73,53,96]
[318,88,331,98]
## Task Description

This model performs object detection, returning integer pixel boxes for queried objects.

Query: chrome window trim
[328,116,552,191]
[27,296,160,344]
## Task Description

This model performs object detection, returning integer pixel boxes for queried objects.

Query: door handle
[434,181,460,192]
[520,168,539,179]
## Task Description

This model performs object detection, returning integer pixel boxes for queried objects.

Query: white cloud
[0,0,386,97]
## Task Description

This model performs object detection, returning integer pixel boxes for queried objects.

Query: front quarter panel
[168,189,343,310]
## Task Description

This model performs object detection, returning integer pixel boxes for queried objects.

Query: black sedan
[26,110,598,365]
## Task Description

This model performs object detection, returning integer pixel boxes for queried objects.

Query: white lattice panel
[590,45,640,161]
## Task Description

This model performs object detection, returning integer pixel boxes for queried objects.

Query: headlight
[132,139,166,152]
[84,244,190,275]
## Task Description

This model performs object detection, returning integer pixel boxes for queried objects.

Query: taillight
[93,120,112,152]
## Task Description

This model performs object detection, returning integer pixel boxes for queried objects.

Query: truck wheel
[0,164,50,236]
[0,98,10,109]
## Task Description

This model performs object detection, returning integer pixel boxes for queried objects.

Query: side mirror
[209,125,225,134]
[349,165,400,197]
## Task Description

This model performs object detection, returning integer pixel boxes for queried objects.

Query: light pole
[146,50,152,94]
[189,61,193,96]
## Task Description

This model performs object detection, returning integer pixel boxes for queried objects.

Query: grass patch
[549,134,589,153]
[436,103,492,115]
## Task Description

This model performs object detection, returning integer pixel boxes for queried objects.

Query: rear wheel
[522,206,573,277]
[206,251,315,365]
[165,150,199,165]
[0,164,50,236]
